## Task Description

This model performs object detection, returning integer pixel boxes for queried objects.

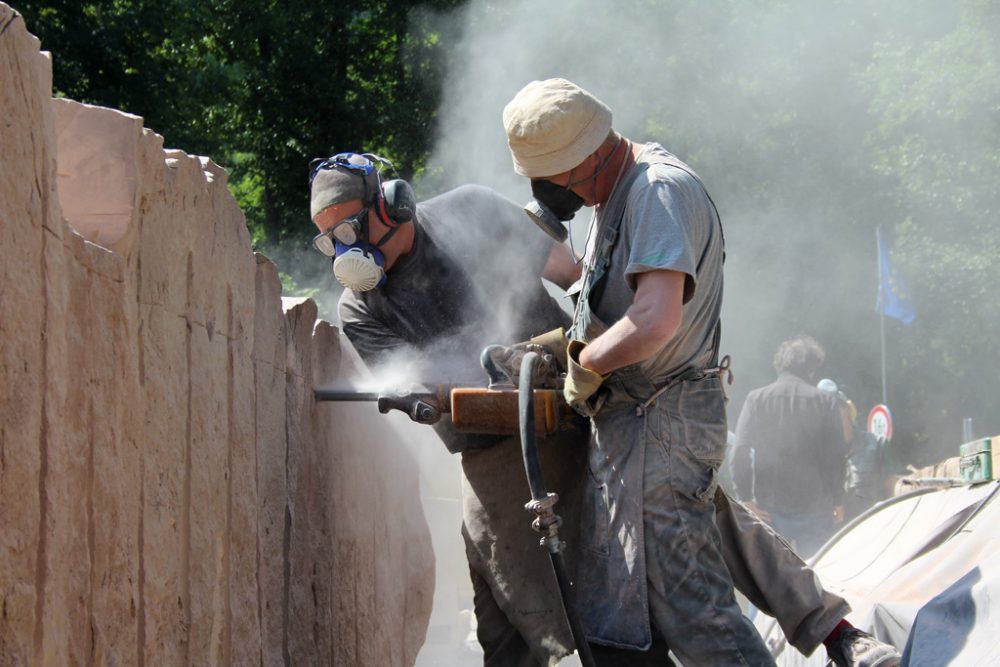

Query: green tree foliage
[858,0,1000,459]
[703,0,1000,462]
[15,0,1000,464]
[18,0,464,247]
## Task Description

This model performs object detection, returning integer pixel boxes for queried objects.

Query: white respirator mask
[332,243,387,291]
[309,152,416,292]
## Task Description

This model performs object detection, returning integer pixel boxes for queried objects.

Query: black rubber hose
[518,352,548,501]
[518,351,596,667]
[480,344,510,388]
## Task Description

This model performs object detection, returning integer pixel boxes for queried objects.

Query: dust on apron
[567,150,729,650]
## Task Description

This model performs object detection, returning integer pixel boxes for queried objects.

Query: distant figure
[730,336,852,556]
[818,378,890,521]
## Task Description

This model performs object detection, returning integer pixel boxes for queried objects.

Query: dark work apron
[568,150,728,649]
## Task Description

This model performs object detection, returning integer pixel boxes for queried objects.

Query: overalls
[569,153,776,666]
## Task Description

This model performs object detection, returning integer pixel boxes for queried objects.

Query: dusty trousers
[575,370,775,664]
[577,491,849,665]
[713,489,849,655]
[640,378,776,666]
[460,433,586,666]
[459,420,849,664]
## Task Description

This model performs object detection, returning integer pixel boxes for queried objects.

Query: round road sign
[868,404,893,441]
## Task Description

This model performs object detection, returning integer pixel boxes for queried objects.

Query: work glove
[528,327,569,371]
[564,340,607,417]
[483,328,568,389]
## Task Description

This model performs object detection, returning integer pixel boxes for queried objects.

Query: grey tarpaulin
[757,480,1000,666]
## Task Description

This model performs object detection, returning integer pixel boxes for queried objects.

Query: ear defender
[380,179,417,225]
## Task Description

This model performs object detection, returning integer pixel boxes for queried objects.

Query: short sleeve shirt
[588,144,724,384]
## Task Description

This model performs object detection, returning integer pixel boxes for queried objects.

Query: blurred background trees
[15,0,1000,466]
[18,0,462,245]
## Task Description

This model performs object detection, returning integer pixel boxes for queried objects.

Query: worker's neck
[595,138,638,205]
[379,220,415,272]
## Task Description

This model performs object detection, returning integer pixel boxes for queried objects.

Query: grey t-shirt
[339,184,571,385]
[586,143,724,384]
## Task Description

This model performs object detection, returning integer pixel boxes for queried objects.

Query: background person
[818,378,892,522]
[730,335,852,556]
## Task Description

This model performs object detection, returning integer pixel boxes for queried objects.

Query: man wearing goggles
[308,153,585,666]
[309,152,416,292]
[312,204,368,252]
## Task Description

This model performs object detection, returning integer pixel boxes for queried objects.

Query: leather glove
[483,328,568,389]
[528,327,569,371]
[564,340,607,416]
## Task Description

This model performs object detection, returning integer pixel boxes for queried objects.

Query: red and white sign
[868,404,893,441]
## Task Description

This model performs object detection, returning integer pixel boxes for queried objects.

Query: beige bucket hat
[502,78,613,178]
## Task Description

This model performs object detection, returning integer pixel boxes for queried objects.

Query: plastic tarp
[757,480,1000,666]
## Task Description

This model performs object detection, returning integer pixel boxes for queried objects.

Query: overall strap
[570,162,651,337]
[573,151,722,331]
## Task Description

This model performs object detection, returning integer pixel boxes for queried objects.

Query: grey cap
[309,154,380,221]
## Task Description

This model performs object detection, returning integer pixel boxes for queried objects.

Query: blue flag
[876,228,915,325]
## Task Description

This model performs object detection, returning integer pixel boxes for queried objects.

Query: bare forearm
[578,271,684,374]
[541,242,583,290]
[579,311,675,374]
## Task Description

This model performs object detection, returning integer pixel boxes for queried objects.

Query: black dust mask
[530,179,586,221]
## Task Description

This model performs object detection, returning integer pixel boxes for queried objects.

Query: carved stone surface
[0,4,433,664]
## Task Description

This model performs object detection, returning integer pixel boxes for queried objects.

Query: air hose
[518,351,596,667]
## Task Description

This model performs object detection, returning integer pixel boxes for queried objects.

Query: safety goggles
[312,206,369,256]
[308,152,376,185]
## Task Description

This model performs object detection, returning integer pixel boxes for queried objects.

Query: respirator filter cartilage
[523,200,570,243]
[332,246,386,291]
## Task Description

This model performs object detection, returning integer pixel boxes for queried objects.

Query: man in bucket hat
[502,78,901,667]
[307,140,899,664]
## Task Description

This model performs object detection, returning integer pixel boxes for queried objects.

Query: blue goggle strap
[308,152,399,184]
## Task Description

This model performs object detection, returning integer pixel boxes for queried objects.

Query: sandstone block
[0,7,49,663]
[1,6,437,665]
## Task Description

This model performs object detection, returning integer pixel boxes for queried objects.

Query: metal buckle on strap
[635,377,679,417]
[707,354,734,386]
[704,354,734,404]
